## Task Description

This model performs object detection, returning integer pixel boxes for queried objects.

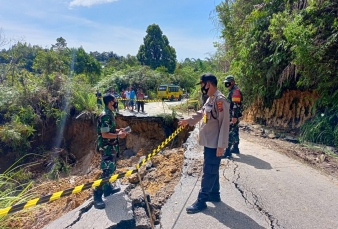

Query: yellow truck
[157,84,183,101]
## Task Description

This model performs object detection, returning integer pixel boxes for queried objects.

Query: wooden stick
[137,172,155,229]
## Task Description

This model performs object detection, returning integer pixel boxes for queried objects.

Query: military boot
[222,148,232,159]
[206,194,221,203]
[186,200,207,214]
[230,144,240,154]
[103,182,121,197]
[93,189,105,209]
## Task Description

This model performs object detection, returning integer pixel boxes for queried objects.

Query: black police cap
[103,93,115,105]
[196,73,217,86]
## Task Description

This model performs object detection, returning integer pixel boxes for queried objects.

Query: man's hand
[216,147,224,157]
[118,130,127,138]
[231,117,238,124]
[178,119,188,127]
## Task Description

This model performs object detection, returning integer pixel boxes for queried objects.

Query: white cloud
[69,0,118,7]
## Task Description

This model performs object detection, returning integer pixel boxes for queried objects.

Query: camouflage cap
[223,75,235,83]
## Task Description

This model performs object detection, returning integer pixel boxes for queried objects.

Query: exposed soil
[1,114,192,229]
[244,90,320,129]
[2,113,338,229]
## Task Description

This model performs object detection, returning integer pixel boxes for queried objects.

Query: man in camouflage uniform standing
[223,75,243,158]
[94,93,128,209]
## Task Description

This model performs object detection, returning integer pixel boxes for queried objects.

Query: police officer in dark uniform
[94,93,128,209]
[223,75,243,158]
[179,73,230,214]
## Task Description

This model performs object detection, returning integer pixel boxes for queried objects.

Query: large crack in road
[65,202,94,228]
[224,161,283,229]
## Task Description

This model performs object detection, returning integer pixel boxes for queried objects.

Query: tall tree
[52,37,67,51]
[74,47,101,85]
[137,24,177,73]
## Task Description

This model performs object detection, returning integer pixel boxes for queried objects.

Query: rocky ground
[2,146,187,229]
[2,116,338,229]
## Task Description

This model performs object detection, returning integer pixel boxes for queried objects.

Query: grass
[300,112,338,148]
[0,154,45,227]
[300,141,338,159]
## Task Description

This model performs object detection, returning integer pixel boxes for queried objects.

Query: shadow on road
[232,154,272,170]
[203,202,266,229]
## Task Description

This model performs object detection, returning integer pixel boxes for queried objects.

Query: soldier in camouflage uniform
[94,93,128,209]
[222,75,243,158]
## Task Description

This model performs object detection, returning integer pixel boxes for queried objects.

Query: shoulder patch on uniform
[217,101,223,112]
[232,89,241,103]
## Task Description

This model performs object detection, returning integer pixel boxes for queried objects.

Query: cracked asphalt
[43,185,135,229]
[42,102,338,229]
[160,127,338,229]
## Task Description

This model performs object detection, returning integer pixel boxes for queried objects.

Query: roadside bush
[0,121,35,153]
[71,84,97,113]
[300,111,338,148]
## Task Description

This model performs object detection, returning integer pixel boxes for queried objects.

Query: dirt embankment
[244,90,319,129]
[2,114,193,229]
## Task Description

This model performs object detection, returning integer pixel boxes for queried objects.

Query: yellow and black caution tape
[135,125,184,169]
[117,98,163,102]
[0,126,185,217]
[187,99,199,103]
[0,170,137,217]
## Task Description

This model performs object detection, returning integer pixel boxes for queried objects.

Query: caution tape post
[0,126,185,217]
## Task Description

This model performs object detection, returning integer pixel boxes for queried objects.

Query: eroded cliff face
[243,90,320,129]
[47,114,192,164]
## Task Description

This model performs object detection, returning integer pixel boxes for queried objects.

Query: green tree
[137,24,177,73]
[52,37,67,51]
[33,49,67,75]
[74,47,101,85]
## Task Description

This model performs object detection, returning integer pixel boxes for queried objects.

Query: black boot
[206,194,221,203]
[103,182,121,197]
[186,200,207,214]
[222,148,232,159]
[230,144,240,154]
[93,189,105,209]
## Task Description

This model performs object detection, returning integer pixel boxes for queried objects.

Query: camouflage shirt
[97,106,117,147]
[227,85,243,119]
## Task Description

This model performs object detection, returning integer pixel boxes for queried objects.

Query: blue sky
[0,0,223,61]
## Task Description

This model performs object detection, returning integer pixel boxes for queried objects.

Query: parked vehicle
[157,84,183,101]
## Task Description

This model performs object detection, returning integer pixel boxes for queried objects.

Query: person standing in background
[222,75,243,158]
[96,89,103,108]
[129,86,136,112]
[121,88,127,110]
[125,87,130,110]
[136,88,145,113]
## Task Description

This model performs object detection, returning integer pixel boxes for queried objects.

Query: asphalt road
[160,127,338,229]
[117,99,195,118]
[44,101,338,229]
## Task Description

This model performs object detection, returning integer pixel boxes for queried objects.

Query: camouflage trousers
[96,144,119,192]
[228,122,240,147]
